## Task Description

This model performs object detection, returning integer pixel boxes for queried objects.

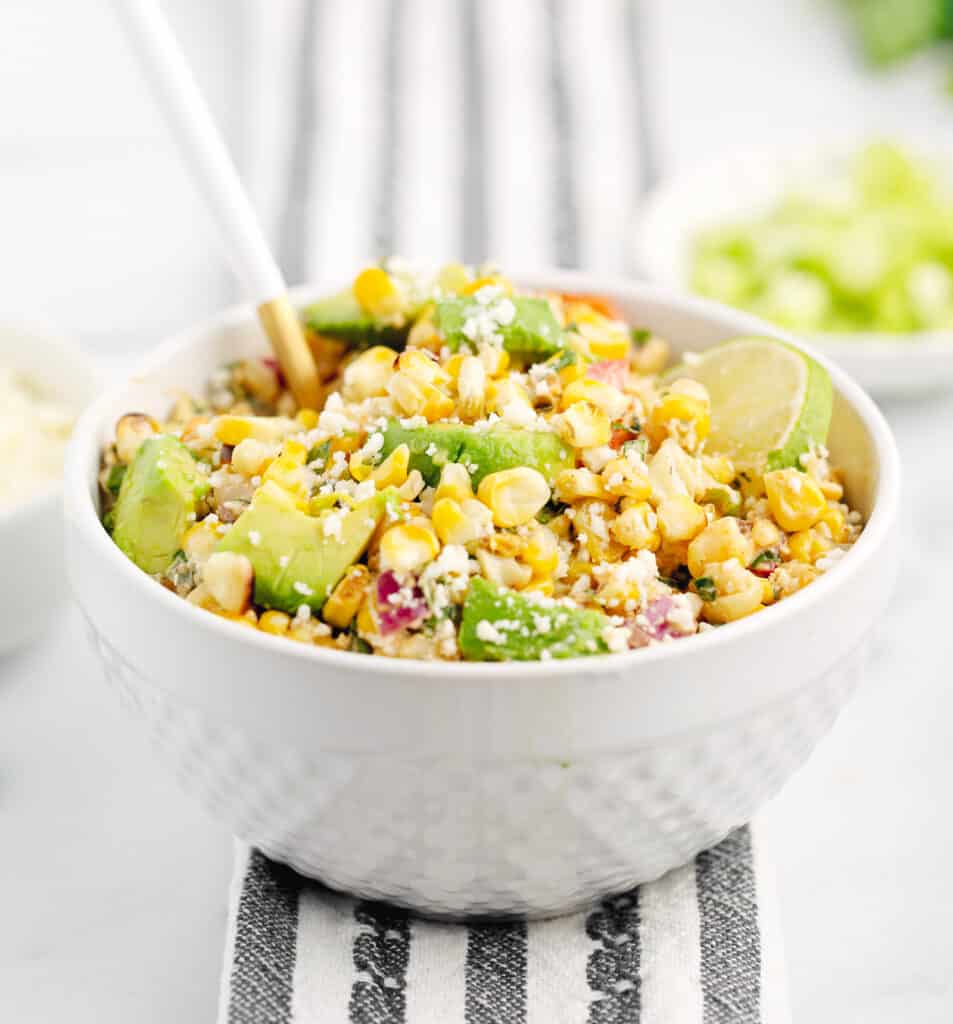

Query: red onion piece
[376,571,428,634]
[588,359,627,390]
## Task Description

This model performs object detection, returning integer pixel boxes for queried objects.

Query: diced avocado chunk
[380,419,573,486]
[216,486,384,614]
[435,296,563,361]
[111,435,209,575]
[303,289,409,349]
[459,579,611,661]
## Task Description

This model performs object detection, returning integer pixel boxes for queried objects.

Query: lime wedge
[666,337,833,470]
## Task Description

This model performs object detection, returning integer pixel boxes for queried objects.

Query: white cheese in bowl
[0,367,74,510]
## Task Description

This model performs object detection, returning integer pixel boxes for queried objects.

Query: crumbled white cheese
[293,581,314,597]
[248,530,261,547]
[476,620,505,644]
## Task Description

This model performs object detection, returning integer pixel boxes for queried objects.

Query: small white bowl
[65,272,900,917]
[0,321,101,654]
[634,146,953,397]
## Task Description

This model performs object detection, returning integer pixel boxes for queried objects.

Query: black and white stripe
[221,829,779,1024]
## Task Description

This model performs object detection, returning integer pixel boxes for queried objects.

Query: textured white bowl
[634,145,953,397]
[0,321,100,654]
[65,272,900,917]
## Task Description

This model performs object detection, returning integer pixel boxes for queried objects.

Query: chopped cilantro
[307,440,331,468]
[693,576,718,602]
[659,564,691,591]
[537,498,569,523]
[622,437,649,459]
[631,327,652,348]
[549,347,577,372]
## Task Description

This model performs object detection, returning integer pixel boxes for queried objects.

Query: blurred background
[1,1,951,1021]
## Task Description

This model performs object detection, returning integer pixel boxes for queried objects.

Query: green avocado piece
[379,419,574,487]
[216,486,385,614]
[459,579,611,661]
[303,289,409,349]
[435,296,563,361]
[111,435,210,575]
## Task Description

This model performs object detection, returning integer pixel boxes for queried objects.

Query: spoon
[115,0,322,410]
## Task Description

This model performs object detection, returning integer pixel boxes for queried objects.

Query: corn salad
[100,263,863,662]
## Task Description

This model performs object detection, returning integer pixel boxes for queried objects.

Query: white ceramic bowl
[65,272,900,917]
[0,321,100,654]
[634,146,953,397]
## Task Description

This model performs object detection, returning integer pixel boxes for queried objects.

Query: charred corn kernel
[479,346,510,378]
[701,560,763,624]
[387,373,454,421]
[523,577,555,597]
[487,377,530,414]
[354,266,402,318]
[477,467,550,527]
[183,520,219,564]
[787,528,831,565]
[295,408,319,430]
[281,438,308,465]
[764,468,826,532]
[761,580,776,605]
[329,433,363,457]
[561,378,629,420]
[687,517,754,578]
[596,576,641,615]
[443,352,467,378]
[559,401,611,448]
[651,378,711,441]
[577,321,631,361]
[186,584,217,611]
[397,348,450,388]
[231,438,273,477]
[263,455,309,508]
[750,517,783,549]
[554,467,606,503]
[349,458,373,482]
[610,501,660,551]
[372,444,410,488]
[522,525,559,576]
[115,413,159,464]
[818,504,847,542]
[558,352,590,386]
[398,469,425,501]
[435,463,474,504]
[432,498,476,545]
[202,551,254,614]
[457,356,486,420]
[341,346,397,401]
[631,336,670,375]
[600,457,652,500]
[259,610,291,636]
[820,479,844,501]
[379,518,440,573]
[322,565,371,628]
[214,415,254,446]
[488,532,524,558]
[657,495,707,543]
[702,454,736,486]
[476,548,533,589]
[356,595,378,637]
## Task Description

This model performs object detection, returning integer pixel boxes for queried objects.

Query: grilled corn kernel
[433,498,471,545]
[183,520,219,565]
[397,348,450,388]
[378,518,439,573]
[820,479,844,501]
[818,504,847,543]
[397,469,425,501]
[558,354,590,387]
[387,372,454,421]
[213,415,254,446]
[610,501,660,551]
[115,413,159,464]
[701,560,763,624]
[523,577,556,597]
[258,610,291,636]
[281,438,308,465]
[701,454,736,486]
[372,443,410,488]
[631,336,670,375]
[764,468,826,532]
[354,266,402,318]
[559,401,611,448]
[522,525,559,576]
[463,274,511,295]
[295,408,318,430]
[323,565,371,628]
[476,548,533,589]
[435,463,474,504]
[349,458,373,482]
[437,262,472,293]
[487,532,524,558]
[761,579,776,605]
[554,467,606,503]
[356,594,378,637]
[657,495,707,543]
[342,346,397,401]
[231,438,273,477]
[750,517,783,550]
[457,356,486,420]
[651,378,711,441]
[202,551,254,614]
[687,517,754,578]
[600,457,652,500]
[477,467,551,527]
[561,377,629,421]
[577,320,630,361]
[487,377,531,414]
[479,346,510,378]
[787,528,832,565]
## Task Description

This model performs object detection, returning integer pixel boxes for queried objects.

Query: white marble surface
[1,1,953,1022]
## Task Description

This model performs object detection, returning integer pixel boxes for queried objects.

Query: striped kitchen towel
[219,829,790,1023]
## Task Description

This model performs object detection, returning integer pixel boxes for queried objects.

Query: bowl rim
[0,317,102,528]
[633,140,953,354]
[64,268,901,681]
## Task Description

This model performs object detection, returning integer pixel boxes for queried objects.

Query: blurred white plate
[633,146,953,398]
